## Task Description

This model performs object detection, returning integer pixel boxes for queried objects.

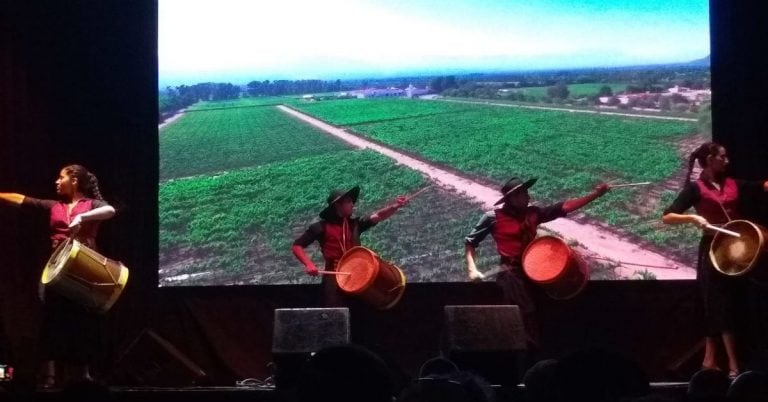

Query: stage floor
[3,382,690,402]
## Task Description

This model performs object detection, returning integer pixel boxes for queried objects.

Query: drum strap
[716,200,733,223]
[340,218,349,254]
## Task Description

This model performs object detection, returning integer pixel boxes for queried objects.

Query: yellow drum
[41,238,129,313]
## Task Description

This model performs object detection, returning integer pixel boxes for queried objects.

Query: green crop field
[186,96,299,111]
[160,105,348,180]
[508,83,629,98]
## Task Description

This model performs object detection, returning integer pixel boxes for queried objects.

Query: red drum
[521,236,589,300]
[335,246,406,310]
[41,238,129,313]
[709,220,768,285]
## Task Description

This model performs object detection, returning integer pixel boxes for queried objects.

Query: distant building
[347,85,430,99]
[351,87,405,98]
[405,84,430,98]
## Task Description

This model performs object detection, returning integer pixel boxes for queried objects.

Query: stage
[3,383,691,402]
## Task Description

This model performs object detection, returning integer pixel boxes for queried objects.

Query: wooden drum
[41,238,129,313]
[335,246,406,310]
[521,236,589,300]
[709,220,768,284]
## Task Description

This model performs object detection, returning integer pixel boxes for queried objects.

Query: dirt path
[158,109,186,130]
[437,98,699,122]
[277,105,696,279]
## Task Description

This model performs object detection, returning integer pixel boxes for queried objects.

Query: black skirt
[40,291,101,364]
[697,236,746,336]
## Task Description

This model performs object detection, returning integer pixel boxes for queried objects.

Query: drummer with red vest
[292,186,408,306]
[662,142,768,378]
[464,177,609,345]
[0,164,115,388]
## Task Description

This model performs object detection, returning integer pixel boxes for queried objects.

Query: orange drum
[521,236,589,300]
[335,246,406,310]
[709,220,768,285]
[41,238,129,313]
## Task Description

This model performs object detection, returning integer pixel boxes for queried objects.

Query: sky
[159,0,710,86]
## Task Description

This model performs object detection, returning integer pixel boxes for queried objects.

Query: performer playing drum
[662,142,768,378]
[0,164,116,388]
[464,176,609,346]
[292,186,409,307]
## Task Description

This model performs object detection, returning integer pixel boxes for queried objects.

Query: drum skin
[521,236,589,300]
[709,220,768,285]
[335,246,406,310]
[41,238,129,313]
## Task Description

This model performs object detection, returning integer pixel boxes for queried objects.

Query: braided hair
[685,142,723,184]
[62,164,105,201]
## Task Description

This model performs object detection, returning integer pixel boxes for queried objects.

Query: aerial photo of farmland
[158,0,711,286]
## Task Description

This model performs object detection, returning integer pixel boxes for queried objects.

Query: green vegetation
[506,83,628,99]
[160,105,346,180]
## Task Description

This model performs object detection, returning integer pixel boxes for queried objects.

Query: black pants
[496,265,541,346]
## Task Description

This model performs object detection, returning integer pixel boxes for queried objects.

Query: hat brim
[493,178,537,205]
[319,186,360,219]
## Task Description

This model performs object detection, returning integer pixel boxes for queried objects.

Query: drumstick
[705,224,741,238]
[480,266,507,278]
[405,185,432,202]
[610,182,652,188]
[317,270,351,276]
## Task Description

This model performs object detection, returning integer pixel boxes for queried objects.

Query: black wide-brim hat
[494,177,537,205]
[319,186,360,219]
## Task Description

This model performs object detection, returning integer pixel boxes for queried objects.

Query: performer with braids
[0,164,115,388]
[662,142,768,378]
[464,176,609,346]
[292,186,409,306]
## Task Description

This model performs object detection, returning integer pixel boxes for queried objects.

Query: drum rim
[100,263,129,313]
[709,219,764,276]
[335,246,381,293]
[545,252,589,300]
[377,266,406,310]
[522,235,573,283]
[41,238,81,285]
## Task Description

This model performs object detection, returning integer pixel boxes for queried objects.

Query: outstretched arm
[0,193,26,206]
[562,183,610,213]
[369,196,408,224]
[662,212,708,228]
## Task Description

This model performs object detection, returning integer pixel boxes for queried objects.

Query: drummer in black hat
[464,176,609,345]
[292,186,409,306]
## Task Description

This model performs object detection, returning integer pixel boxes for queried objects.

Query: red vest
[319,219,360,268]
[693,178,740,225]
[492,208,538,260]
[49,199,100,248]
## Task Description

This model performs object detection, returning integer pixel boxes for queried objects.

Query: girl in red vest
[292,186,408,306]
[0,164,115,388]
[464,177,609,346]
[663,142,768,378]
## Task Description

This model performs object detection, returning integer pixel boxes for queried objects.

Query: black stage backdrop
[1,0,767,386]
